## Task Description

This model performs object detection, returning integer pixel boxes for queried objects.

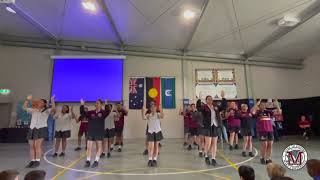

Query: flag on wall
[129,78,144,109]
[161,77,176,109]
[146,77,161,108]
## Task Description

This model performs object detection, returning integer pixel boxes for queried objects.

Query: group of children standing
[23,92,282,169]
[180,93,282,166]
[23,96,128,168]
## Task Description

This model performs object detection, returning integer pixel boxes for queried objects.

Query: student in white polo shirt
[101,104,118,158]
[23,95,56,168]
[52,105,76,157]
[141,103,164,167]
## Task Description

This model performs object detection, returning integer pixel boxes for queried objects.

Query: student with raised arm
[226,101,241,151]
[75,106,89,151]
[251,99,281,165]
[23,95,56,168]
[200,91,227,166]
[101,103,117,158]
[240,104,254,157]
[141,103,164,167]
[81,99,109,168]
[52,105,76,157]
[114,103,128,152]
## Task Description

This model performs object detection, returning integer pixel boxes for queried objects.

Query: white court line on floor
[43,148,258,176]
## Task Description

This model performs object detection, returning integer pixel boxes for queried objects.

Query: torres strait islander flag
[146,77,161,108]
[161,77,176,109]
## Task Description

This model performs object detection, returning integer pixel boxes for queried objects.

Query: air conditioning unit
[278,15,300,27]
[0,0,15,3]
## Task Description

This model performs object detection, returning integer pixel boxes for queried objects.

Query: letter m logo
[287,151,303,165]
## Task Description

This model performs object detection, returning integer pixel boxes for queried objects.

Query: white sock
[95,156,100,162]
[149,157,152,160]
[199,150,203,153]
[32,159,35,161]
[119,145,122,149]
[35,159,40,162]
[86,157,90,161]
[154,156,157,160]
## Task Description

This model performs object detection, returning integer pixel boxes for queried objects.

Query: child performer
[299,115,311,140]
[75,106,89,151]
[179,105,190,146]
[23,95,56,168]
[101,104,117,158]
[187,103,199,150]
[251,99,282,165]
[141,104,164,167]
[114,103,128,152]
[240,104,254,157]
[200,91,227,166]
[226,102,241,151]
[81,99,109,168]
[53,105,75,157]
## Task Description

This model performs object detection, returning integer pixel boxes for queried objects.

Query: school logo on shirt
[282,144,308,170]
[98,113,102,117]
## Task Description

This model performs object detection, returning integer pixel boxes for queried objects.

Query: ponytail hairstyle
[196,99,202,111]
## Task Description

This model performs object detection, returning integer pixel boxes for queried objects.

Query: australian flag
[129,78,144,109]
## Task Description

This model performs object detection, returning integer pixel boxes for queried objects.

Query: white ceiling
[0,0,320,62]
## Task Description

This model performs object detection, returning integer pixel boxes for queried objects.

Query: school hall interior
[0,0,320,180]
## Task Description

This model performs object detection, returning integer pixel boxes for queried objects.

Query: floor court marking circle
[44,148,258,176]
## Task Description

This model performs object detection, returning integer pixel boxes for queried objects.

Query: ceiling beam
[183,0,210,51]
[97,0,124,48]
[8,3,58,41]
[0,35,303,69]
[246,0,320,57]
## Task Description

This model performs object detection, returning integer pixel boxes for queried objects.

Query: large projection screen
[51,56,124,102]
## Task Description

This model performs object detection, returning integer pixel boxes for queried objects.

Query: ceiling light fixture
[278,14,300,27]
[82,0,97,12]
[6,6,16,14]
[183,9,195,20]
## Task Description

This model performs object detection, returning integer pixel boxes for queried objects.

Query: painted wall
[0,45,319,139]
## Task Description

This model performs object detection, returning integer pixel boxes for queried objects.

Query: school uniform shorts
[55,130,71,139]
[27,127,48,140]
[147,131,164,142]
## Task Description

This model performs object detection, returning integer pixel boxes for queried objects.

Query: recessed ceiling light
[6,6,16,14]
[82,0,97,12]
[183,9,195,20]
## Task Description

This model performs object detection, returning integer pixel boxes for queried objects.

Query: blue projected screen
[51,58,123,102]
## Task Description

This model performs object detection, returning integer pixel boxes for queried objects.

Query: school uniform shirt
[254,110,274,133]
[227,108,241,128]
[192,110,203,128]
[240,111,252,129]
[209,106,218,127]
[201,104,221,128]
[25,108,51,129]
[114,109,128,128]
[54,113,72,131]
[299,120,310,126]
[78,115,88,130]
[182,111,190,128]
[187,112,198,128]
[81,105,109,137]
[147,113,162,133]
[105,111,116,129]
